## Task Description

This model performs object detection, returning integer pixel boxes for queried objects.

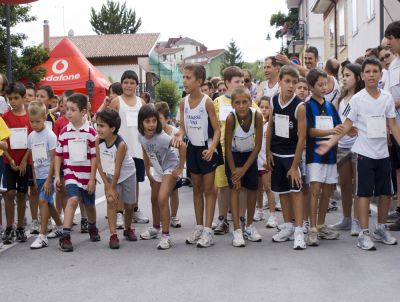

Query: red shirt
[2,110,32,165]
[54,115,69,137]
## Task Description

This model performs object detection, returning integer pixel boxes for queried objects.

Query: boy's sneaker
[372,224,398,245]
[16,227,27,242]
[306,228,319,246]
[109,234,120,249]
[214,217,229,235]
[293,227,306,250]
[302,220,310,234]
[48,227,63,239]
[47,219,54,233]
[253,208,264,222]
[30,219,39,235]
[357,230,376,251]
[318,225,340,240]
[211,222,217,230]
[30,234,48,249]
[80,218,89,233]
[328,200,338,212]
[170,217,182,228]
[351,219,361,236]
[330,217,351,231]
[157,234,173,250]
[2,226,14,245]
[244,224,262,242]
[232,229,245,247]
[186,225,204,244]
[240,217,246,233]
[59,235,73,252]
[387,210,400,223]
[140,227,160,240]
[133,208,150,224]
[272,223,294,242]
[116,213,124,229]
[275,201,282,211]
[197,228,214,248]
[123,228,137,241]
[266,214,278,228]
[89,228,101,242]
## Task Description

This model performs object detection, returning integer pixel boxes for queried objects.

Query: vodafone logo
[52,59,69,74]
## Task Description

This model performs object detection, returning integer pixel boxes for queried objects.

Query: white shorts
[306,163,338,184]
[151,167,174,183]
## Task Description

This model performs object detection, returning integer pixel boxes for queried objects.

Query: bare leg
[218,187,230,218]
[124,203,134,229]
[16,192,26,228]
[107,199,117,234]
[291,191,304,227]
[38,199,50,234]
[357,197,370,229]
[63,197,79,229]
[302,184,310,221]
[203,171,217,228]
[158,175,177,234]
[246,189,257,227]
[29,187,39,221]
[309,182,322,228]
[377,195,391,224]
[4,190,16,226]
[230,188,240,230]
[191,173,204,226]
[317,184,334,226]
[338,159,353,218]
[169,190,179,218]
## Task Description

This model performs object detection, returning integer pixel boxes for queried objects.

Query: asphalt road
[1,180,400,302]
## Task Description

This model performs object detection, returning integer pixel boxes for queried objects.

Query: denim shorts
[37,178,55,205]
[66,184,95,205]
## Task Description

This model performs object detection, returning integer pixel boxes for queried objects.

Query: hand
[171,133,183,148]
[348,127,358,137]
[54,176,61,192]
[231,167,245,184]
[87,179,96,195]
[287,167,301,188]
[316,140,333,156]
[233,180,241,190]
[43,179,52,197]
[172,167,183,179]
[148,175,156,187]
[332,124,345,135]
[202,147,215,162]
[265,152,275,171]
[0,141,7,151]
[104,96,110,105]
[10,159,18,171]
[106,187,119,205]
[19,160,27,177]
[275,53,290,65]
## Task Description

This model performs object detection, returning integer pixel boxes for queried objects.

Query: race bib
[366,115,386,138]
[100,151,115,175]
[315,116,334,138]
[31,142,47,162]
[10,128,28,149]
[234,135,254,152]
[126,110,139,127]
[275,114,289,138]
[68,138,87,162]
[187,125,204,146]
[219,103,233,121]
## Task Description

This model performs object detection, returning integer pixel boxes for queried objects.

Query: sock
[153,224,161,230]
[196,225,204,229]
[396,206,400,213]
[63,228,71,236]
[204,227,212,232]
[162,231,169,236]
[81,217,88,222]
[88,222,96,230]
[361,228,369,233]
[134,207,138,212]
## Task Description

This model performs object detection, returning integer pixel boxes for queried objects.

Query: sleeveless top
[231,108,256,153]
[257,122,268,170]
[98,134,136,183]
[324,77,341,103]
[263,81,280,98]
[117,95,143,159]
[338,98,356,149]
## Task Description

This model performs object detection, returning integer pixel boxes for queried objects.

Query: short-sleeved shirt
[55,121,97,189]
[306,97,341,164]
[53,115,68,137]
[2,110,32,165]
[28,127,57,179]
[0,116,11,156]
[0,96,8,115]
[387,57,400,124]
[345,88,396,159]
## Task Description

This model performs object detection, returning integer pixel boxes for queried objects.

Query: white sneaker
[140,227,160,240]
[30,219,39,235]
[116,213,124,229]
[157,234,173,250]
[134,209,150,224]
[232,229,245,247]
[30,234,48,249]
[293,227,306,250]
[330,217,351,231]
[275,200,282,211]
[266,213,278,228]
[186,225,204,244]
[170,217,182,228]
[302,220,310,234]
[47,219,54,233]
[351,219,361,236]
[227,212,233,221]
[372,224,398,245]
[48,226,63,239]
[244,224,262,242]
[197,228,214,248]
[272,223,294,242]
[253,208,265,222]
[357,230,376,251]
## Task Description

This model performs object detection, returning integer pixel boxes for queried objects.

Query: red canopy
[37,38,110,112]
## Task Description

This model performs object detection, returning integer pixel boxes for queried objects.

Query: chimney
[43,20,49,51]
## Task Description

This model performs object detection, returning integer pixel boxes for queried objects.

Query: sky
[13,0,288,62]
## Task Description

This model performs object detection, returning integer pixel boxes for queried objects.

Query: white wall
[96,65,142,84]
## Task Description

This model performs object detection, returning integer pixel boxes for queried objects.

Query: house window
[352,0,358,34]
[329,17,335,54]
[338,5,345,47]
[367,0,375,21]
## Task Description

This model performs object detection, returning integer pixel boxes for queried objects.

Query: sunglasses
[244,78,251,83]
[379,53,391,61]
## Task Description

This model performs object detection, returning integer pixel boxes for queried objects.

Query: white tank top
[324,77,341,103]
[184,94,211,147]
[263,81,280,98]
[118,95,143,159]
[257,122,268,170]
[232,108,256,153]
[338,98,356,149]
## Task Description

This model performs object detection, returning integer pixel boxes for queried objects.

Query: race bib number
[315,116,334,138]
[274,114,289,138]
[234,135,254,152]
[10,128,28,149]
[100,151,115,175]
[68,138,87,162]
[187,125,204,146]
[31,142,47,162]
[367,115,386,138]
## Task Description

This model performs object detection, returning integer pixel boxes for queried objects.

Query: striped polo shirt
[55,121,96,189]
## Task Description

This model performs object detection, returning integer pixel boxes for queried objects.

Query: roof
[155,47,184,55]
[185,49,226,62]
[175,37,206,48]
[49,33,160,59]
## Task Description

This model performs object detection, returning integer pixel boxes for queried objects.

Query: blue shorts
[37,178,55,205]
[65,184,95,205]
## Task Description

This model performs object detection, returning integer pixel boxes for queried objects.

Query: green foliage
[0,5,49,82]
[155,80,180,115]
[220,40,244,74]
[243,60,265,82]
[269,8,298,54]
[90,0,142,35]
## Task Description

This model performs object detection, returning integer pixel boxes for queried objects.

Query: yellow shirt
[0,117,11,156]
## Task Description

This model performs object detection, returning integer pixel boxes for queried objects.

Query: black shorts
[186,142,219,175]
[225,151,258,190]
[389,135,400,170]
[356,155,393,197]
[133,157,145,182]
[5,164,32,194]
[271,155,301,193]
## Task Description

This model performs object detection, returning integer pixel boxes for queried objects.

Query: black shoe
[59,235,73,252]
[2,226,14,245]
[15,227,27,242]
[389,219,400,231]
[89,227,101,242]
[81,218,89,233]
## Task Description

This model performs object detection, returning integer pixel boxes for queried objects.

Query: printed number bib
[100,151,115,175]
[10,128,28,149]
[31,142,47,162]
[126,110,139,127]
[315,116,334,138]
[274,114,289,138]
[68,138,87,162]
[234,135,254,152]
[366,115,386,138]
[187,125,204,146]
[219,104,233,121]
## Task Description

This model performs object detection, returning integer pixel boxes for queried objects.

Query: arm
[0,140,7,151]
[43,150,55,196]
[224,115,238,188]
[316,118,353,155]
[308,127,343,138]
[142,146,156,187]
[110,142,127,189]
[108,97,120,112]
[388,118,400,145]
[172,140,187,178]
[275,54,309,77]
[18,149,31,176]
[95,138,110,188]
[265,110,274,171]
[171,99,185,148]
[54,154,62,191]
[202,99,221,161]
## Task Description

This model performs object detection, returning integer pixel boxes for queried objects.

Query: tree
[90,0,142,35]
[270,8,299,54]
[155,80,180,115]
[243,60,265,82]
[0,5,49,82]
[220,40,244,73]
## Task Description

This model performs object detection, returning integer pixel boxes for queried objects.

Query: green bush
[155,79,180,115]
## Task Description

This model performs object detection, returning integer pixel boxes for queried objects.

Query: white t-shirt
[387,57,400,124]
[262,81,280,99]
[345,89,396,159]
[337,98,356,149]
